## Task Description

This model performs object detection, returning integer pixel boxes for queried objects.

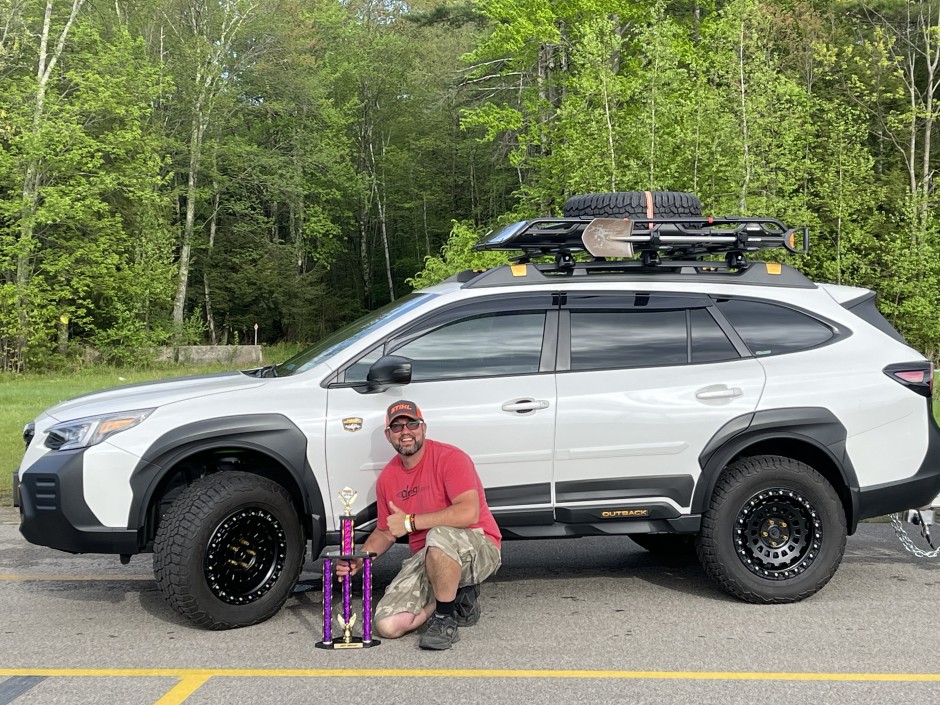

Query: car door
[324,294,558,529]
[552,292,766,521]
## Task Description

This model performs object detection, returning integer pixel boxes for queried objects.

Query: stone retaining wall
[153,345,263,366]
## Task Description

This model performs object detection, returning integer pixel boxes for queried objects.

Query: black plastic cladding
[128,414,325,549]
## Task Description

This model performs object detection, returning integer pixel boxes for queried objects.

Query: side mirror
[359,355,412,394]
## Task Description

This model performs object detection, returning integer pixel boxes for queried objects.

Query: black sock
[435,599,455,617]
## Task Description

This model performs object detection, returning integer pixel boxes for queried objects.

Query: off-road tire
[696,455,846,604]
[629,533,696,556]
[563,191,702,219]
[153,471,306,630]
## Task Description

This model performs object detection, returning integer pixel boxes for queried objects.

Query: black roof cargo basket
[473,215,809,270]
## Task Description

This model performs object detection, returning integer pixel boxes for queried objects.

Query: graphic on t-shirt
[397,485,422,500]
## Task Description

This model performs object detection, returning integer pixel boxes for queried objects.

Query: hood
[43,371,266,422]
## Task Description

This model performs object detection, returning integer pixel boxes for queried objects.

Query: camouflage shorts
[374,526,501,621]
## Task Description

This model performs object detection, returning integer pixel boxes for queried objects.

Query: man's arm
[336,527,396,578]
[387,489,480,537]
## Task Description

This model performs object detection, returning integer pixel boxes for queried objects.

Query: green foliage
[409,220,509,288]
[3,0,940,362]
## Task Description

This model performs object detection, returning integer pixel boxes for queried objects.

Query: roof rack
[473,215,809,270]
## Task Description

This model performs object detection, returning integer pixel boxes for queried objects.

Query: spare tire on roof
[563,191,702,219]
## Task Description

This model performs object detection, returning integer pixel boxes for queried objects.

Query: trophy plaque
[316,486,380,649]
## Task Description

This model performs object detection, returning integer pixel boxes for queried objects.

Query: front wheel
[696,455,846,604]
[153,471,306,629]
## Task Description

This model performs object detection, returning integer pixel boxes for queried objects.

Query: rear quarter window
[716,299,834,356]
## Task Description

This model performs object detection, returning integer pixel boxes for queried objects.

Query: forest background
[2,0,940,372]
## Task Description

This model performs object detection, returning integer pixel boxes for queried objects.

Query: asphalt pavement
[1,506,939,704]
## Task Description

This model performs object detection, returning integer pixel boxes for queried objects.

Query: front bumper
[18,449,139,555]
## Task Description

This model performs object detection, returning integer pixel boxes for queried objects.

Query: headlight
[45,409,154,451]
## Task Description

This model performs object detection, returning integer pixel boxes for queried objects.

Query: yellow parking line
[0,575,152,581]
[0,668,939,682]
[154,676,210,705]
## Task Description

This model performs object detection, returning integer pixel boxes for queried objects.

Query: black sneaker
[454,584,481,627]
[419,613,459,650]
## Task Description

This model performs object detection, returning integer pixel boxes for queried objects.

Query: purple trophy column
[322,557,333,643]
[363,557,373,643]
[341,516,353,625]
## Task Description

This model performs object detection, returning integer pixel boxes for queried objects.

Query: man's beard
[395,437,424,457]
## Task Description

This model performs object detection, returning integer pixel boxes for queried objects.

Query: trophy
[316,486,380,649]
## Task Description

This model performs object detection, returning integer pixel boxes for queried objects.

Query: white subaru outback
[14,191,940,629]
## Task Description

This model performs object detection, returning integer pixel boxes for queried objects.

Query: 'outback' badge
[342,417,363,432]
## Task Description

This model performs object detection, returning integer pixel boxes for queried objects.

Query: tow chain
[889,510,940,558]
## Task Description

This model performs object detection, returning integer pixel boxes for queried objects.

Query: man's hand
[335,557,363,580]
[387,501,409,538]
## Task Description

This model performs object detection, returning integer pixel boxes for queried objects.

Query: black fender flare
[127,414,326,549]
[692,408,860,530]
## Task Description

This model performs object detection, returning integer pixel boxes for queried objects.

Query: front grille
[31,476,59,511]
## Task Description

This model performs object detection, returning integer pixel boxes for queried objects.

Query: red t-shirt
[376,438,502,552]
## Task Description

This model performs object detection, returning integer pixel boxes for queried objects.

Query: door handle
[501,399,550,412]
[695,386,743,400]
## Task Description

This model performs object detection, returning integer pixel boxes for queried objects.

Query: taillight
[884,362,934,397]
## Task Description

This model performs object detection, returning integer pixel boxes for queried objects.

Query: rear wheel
[153,471,306,629]
[563,191,702,219]
[696,455,846,604]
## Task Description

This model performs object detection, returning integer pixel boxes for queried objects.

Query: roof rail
[473,215,809,270]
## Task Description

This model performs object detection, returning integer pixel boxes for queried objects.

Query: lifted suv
[15,191,940,629]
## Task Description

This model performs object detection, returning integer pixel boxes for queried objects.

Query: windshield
[271,293,436,377]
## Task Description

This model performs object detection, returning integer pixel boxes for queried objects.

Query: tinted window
[691,308,739,363]
[570,310,687,370]
[717,299,833,356]
[391,312,545,381]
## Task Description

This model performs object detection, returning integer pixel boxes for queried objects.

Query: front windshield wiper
[245,364,278,378]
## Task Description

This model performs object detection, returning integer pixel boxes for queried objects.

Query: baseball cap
[386,400,423,426]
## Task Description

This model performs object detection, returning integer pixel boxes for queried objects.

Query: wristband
[410,514,417,532]
[404,514,413,534]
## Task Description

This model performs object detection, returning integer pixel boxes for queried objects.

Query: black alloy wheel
[733,487,821,580]
[205,506,288,605]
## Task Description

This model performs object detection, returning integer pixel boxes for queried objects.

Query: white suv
[14,191,940,629]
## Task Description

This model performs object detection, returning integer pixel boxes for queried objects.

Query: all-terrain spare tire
[153,471,306,630]
[563,191,702,219]
[696,455,846,604]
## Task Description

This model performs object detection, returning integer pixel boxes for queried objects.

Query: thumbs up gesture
[387,501,408,538]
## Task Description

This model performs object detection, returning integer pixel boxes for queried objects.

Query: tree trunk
[204,183,219,345]
[14,0,85,370]
[737,10,750,211]
[172,109,206,333]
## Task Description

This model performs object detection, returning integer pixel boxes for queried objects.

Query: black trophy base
[315,638,381,650]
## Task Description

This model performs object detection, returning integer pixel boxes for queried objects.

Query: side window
[717,299,834,356]
[391,312,545,381]
[691,308,739,363]
[570,310,687,370]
